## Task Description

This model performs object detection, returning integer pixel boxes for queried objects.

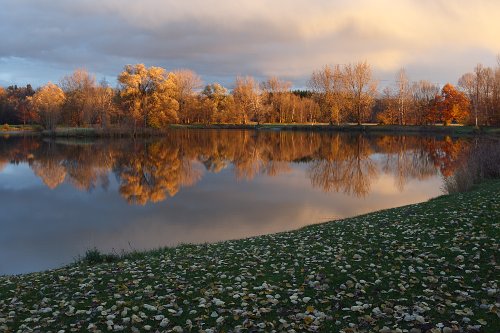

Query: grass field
[0,181,498,332]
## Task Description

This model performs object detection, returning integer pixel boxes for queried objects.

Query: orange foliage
[437,83,470,125]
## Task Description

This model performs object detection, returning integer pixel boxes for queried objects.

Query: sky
[0,0,499,89]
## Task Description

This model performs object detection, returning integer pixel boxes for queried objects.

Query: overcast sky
[0,0,499,89]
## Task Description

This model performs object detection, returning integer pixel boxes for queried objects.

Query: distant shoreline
[171,123,499,135]
[1,123,499,138]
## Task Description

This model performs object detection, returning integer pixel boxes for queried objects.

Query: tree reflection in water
[114,140,202,205]
[307,134,377,197]
[0,130,469,204]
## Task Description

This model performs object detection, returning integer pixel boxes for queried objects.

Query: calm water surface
[0,129,469,274]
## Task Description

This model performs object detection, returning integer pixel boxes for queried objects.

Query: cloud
[0,0,498,87]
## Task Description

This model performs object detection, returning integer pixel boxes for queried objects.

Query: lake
[0,129,469,275]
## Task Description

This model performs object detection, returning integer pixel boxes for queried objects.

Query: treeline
[1,60,499,129]
[0,131,468,203]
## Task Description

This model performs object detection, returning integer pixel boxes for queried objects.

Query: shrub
[444,139,500,193]
[80,247,118,265]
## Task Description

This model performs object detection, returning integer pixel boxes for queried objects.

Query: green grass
[1,181,499,332]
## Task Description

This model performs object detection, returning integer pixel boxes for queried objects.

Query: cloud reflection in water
[0,130,468,274]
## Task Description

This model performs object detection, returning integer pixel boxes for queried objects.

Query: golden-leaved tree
[118,64,179,129]
[31,82,65,130]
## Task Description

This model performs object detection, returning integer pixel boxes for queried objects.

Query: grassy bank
[0,124,38,131]
[1,181,499,332]
[0,124,40,137]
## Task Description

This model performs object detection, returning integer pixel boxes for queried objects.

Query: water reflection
[0,130,469,274]
[0,130,467,202]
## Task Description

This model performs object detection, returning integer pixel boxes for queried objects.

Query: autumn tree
[293,95,320,123]
[279,93,304,123]
[260,77,292,123]
[458,56,500,126]
[171,69,202,124]
[18,96,37,126]
[412,80,440,125]
[396,68,412,125]
[118,64,179,130]
[460,63,500,126]
[480,66,495,125]
[16,85,36,125]
[377,87,398,124]
[342,61,377,125]
[436,83,470,125]
[60,69,96,126]
[308,65,345,124]
[458,72,477,126]
[0,85,36,125]
[469,62,500,126]
[93,79,116,129]
[0,87,8,123]
[201,83,233,123]
[494,61,500,125]
[31,82,65,130]
[232,76,260,124]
